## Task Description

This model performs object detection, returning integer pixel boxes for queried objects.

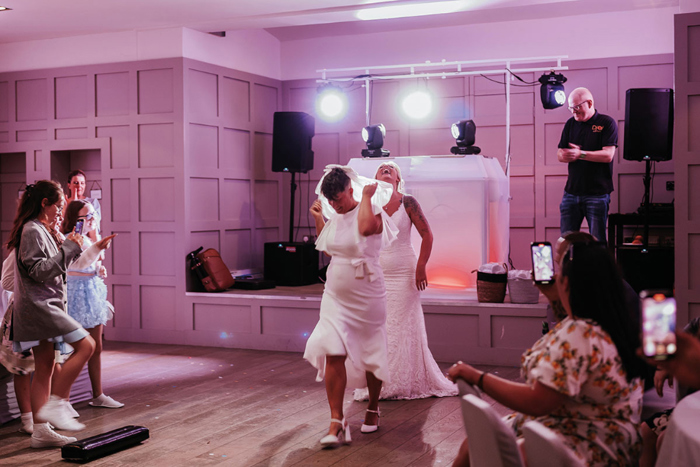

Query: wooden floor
[0,341,520,466]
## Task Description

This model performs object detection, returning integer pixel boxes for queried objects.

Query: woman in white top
[304,166,396,448]
[62,200,123,409]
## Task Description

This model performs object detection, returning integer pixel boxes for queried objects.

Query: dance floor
[0,341,520,466]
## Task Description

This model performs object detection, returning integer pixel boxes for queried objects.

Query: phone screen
[641,290,677,359]
[75,219,84,235]
[531,242,554,284]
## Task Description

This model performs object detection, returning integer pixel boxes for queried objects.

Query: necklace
[383,195,403,211]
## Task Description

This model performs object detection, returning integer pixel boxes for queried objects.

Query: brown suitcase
[197,248,234,292]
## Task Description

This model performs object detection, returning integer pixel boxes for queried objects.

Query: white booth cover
[348,155,509,290]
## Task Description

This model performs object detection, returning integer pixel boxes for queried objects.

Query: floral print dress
[504,316,643,466]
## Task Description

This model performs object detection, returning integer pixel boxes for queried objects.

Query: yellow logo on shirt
[592,125,604,133]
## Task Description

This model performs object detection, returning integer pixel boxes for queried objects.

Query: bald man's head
[568,87,595,122]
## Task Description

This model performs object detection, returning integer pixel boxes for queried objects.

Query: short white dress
[303,166,397,389]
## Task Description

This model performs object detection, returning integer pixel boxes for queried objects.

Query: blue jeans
[559,192,610,244]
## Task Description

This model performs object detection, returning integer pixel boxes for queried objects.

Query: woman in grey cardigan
[8,180,114,448]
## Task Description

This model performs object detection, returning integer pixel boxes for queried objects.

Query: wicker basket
[507,276,540,304]
[475,271,507,303]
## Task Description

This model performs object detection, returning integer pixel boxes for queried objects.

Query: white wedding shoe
[360,409,380,433]
[320,418,351,448]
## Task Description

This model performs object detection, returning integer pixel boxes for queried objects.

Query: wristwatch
[580,151,587,159]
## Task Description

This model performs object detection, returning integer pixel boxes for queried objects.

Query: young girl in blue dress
[62,200,123,409]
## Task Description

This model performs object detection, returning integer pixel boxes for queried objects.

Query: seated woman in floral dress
[448,241,645,466]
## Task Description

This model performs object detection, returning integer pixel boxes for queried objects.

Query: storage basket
[507,276,540,304]
[475,270,507,303]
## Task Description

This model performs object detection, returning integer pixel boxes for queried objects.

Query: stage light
[361,124,390,158]
[402,90,432,119]
[316,84,347,121]
[450,119,481,155]
[538,72,567,109]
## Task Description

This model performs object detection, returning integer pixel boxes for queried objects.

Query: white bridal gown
[354,203,457,400]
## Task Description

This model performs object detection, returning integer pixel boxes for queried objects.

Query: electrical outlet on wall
[666,181,675,191]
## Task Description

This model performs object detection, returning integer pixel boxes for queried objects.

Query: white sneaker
[64,400,80,418]
[89,394,124,408]
[30,423,77,448]
[37,395,85,431]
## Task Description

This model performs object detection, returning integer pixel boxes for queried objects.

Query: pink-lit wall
[0,58,283,344]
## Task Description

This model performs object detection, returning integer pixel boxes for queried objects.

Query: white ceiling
[0,0,678,44]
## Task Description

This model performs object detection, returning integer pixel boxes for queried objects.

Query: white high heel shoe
[360,409,380,433]
[320,418,351,448]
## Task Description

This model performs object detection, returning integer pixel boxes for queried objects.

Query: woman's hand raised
[362,182,378,198]
[310,200,323,219]
[95,233,117,251]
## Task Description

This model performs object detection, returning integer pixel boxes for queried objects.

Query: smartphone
[531,241,554,285]
[641,290,676,360]
[74,219,84,235]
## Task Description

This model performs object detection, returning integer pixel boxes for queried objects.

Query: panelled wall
[675,12,700,327]
[281,54,675,271]
[0,58,283,345]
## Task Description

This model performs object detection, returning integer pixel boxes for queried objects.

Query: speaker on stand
[266,111,318,286]
[619,88,674,292]
[623,88,674,250]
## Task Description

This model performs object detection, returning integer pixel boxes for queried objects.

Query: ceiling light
[538,72,567,110]
[316,84,348,121]
[361,124,390,158]
[450,119,481,155]
[357,1,465,21]
[0,6,11,11]
[402,91,433,120]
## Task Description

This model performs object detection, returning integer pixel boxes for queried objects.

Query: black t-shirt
[558,111,618,196]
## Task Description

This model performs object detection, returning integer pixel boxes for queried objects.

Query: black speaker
[272,112,315,173]
[623,88,674,161]
[264,242,319,286]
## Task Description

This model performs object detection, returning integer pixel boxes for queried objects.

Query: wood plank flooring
[0,341,521,466]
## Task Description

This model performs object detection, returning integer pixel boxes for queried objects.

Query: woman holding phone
[62,200,123,409]
[9,180,114,448]
[448,242,645,466]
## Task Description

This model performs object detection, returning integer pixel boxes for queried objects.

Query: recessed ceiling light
[0,6,12,11]
[357,1,465,21]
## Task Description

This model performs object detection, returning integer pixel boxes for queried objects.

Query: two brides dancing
[304,163,455,449]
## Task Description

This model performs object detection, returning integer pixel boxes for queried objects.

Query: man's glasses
[568,100,590,112]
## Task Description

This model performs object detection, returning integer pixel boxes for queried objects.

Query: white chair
[521,420,584,467]
[460,394,524,467]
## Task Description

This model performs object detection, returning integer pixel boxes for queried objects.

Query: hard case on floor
[61,425,149,462]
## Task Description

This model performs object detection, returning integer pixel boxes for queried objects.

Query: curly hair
[321,168,351,201]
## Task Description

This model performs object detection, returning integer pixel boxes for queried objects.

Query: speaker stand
[288,172,297,243]
[641,156,651,253]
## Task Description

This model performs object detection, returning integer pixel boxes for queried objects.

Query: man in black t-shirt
[558,87,618,244]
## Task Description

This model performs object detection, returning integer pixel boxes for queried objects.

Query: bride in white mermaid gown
[354,162,457,401]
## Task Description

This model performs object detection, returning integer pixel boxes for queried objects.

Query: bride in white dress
[304,166,397,447]
[355,162,457,401]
